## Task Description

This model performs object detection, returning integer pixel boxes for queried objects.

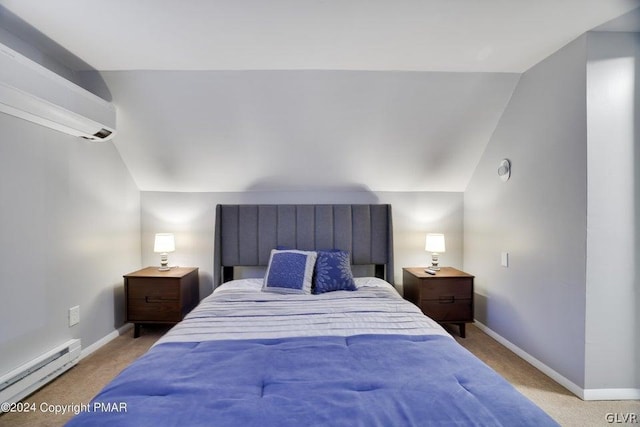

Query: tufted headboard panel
[214,204,394,287]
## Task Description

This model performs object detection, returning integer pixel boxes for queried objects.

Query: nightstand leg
[459,323,466,338]
[134,323,140,338]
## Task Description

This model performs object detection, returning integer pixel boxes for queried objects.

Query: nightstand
[402,267,474,337]
[124,267,199,338]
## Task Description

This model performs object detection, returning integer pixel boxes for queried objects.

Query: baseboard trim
[583,388,640,401]
[473,321,640,401]
[79,323,133,361]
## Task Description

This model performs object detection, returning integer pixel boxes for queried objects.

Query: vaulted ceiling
[1,1,639,192]
[2,0,638,72]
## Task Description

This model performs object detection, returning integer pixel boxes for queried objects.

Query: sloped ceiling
[2,0,638,72]
[1,1,639,192]
[101,70,519,192]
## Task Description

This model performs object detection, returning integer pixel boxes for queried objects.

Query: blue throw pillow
[313,250,357,294]
[263,250,317,294]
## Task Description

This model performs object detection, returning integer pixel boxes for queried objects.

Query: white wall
[0,113,140,377]
[464,36,588,387]
[465,30,640,397]
[102,70,518,193]
[585,31,640,392]
[141,190,463,297]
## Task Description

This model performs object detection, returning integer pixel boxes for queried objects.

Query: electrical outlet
[69,306,80,326]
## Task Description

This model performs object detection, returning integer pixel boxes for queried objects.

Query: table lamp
[154,233,175,271]
[425,233,445,271]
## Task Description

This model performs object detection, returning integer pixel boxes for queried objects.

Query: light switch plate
[501,252,509,267]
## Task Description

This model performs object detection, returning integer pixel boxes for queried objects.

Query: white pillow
[354,276,395,290]
[214,278,263,293]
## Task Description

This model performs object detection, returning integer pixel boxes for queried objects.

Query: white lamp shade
[425,233,446,253]
[154,233,175,253]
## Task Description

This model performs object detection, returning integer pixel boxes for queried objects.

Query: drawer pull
[439,296,455,304]
[145,296,178,303]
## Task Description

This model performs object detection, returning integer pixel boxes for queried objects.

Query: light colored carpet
[1,324,638,426]
[0,325,167,427]
[449,325,640,427]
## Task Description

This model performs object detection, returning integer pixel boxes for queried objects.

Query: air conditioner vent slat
[94,128,113,139]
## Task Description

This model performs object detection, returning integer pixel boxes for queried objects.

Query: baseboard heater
[0,339,81,403]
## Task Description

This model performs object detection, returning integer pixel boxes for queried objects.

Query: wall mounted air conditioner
[0,43,115,141]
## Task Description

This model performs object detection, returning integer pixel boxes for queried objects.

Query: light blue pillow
[313,250,357,294]
[263,249,317,294]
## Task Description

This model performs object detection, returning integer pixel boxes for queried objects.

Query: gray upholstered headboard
[214,204,394,288]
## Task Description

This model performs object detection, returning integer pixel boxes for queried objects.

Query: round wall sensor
[498,159,511,182]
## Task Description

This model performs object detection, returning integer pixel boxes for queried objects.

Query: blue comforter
[67,334,558,426]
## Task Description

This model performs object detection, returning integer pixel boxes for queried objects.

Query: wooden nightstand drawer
[420,300,473,322]
[128,279,180,299]
[419,279,472,301]
[127,297,180,321]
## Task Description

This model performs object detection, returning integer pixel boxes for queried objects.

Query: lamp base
[158,253,170,271]
[430,253,441,271]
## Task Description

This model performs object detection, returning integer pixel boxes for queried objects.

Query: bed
[67,204,558,426]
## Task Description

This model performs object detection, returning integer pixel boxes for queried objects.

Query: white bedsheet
[156,278,451,346]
